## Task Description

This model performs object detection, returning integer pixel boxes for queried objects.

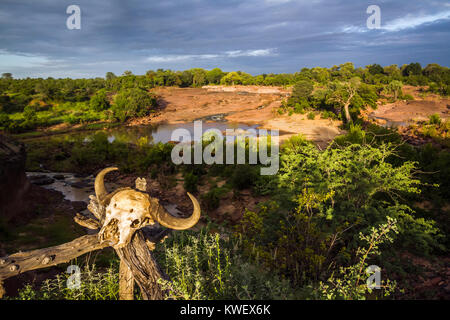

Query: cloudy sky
[0,0,449,78]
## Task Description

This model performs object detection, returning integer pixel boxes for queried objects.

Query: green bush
[320,110,336,119]
[201,188,221,211]
[307,112,315,120]
[0,112,10,127]
[11,264,120,300]
[23,105,37,123]
[402,94,414,101]
[183,171,199,193]
[90,89,110,111]
[156,230,299,300]
[112,88,157,122]
[230,165,258,190]
[428,113,441,125]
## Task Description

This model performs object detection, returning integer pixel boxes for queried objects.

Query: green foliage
[293,101,308,114]
[11,265,120,300]
[201,188,222,211]
[184,171,199,193]
[320,110,337,119]
[319,217,398,300]
[386,80,403,100]
[402,63,422,77]
[23,105,37,123]
[0,112,11,128]
[307,112,315,120]
[220,72,243,85]
[368,64,384,75]
[234,136,443,295]
[112,88,157,122]
[156,230,298,300]
[428,113,441,125]
[401,94,414,101]
[291,80,314,101]
[206,68,225,84]
[89,89,110,111]
[230,165,259,190]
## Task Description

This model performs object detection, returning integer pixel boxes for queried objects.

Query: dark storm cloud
[0,0,449,78]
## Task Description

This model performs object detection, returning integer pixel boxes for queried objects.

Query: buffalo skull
[95,167,201,248]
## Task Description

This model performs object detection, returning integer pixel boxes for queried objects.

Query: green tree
[112,88,157,122]
[206,68,225,84]
[90,89,110,111]
[2,73,12,79]
[337,62,355,80]
[368,64,384,75]
[402,63,422,76]
[220,72,242,85]
[0,113,10,127]
[23,105,38,123]
[327,77,360,123]
[386,80,403,100]
[383,64,402,79]
[291,80,314,101]
[191,68,207,87]
[105,72,116,81]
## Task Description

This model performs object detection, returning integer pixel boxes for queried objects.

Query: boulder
[30,177,55,186]
[0,134,30,221]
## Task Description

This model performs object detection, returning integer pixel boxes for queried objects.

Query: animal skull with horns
[94,167,201,248]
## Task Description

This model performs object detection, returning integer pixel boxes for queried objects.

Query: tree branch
[0,234,109,282]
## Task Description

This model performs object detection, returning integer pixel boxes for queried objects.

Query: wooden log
[0,280,5,299]
[116,230,170,300]
[0,222,173,300]
[74,213,101,230]
[119,259,134,300]
[0,234,109,281]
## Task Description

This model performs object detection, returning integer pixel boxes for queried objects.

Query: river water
[29,120,261,146]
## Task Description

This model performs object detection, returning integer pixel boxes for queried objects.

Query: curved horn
[151,192,201,230]
[94,167,118,204]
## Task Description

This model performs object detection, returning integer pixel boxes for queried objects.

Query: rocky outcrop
[0,134,30,222]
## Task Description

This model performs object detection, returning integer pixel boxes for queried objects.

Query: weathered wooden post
[0,167,201,300]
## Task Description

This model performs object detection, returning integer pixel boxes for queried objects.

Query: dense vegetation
[1,62,449,300]
[1,62,449,133]
[8,121,449,300]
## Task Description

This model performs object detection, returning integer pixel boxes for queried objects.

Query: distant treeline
[0,62,448,132]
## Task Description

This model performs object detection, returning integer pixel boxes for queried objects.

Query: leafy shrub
[307,112,315,120]
[23,105,37,123]
[157,230,299,300]
[319,217,398,300]
[230,165,258,190]
[112,88,157,122]
[401,94,414,101]
[90,89,110,111]
[428,113,441,125]
[183,171,198,193]
[294,100,309,114]
[0,113,10,127]
[320,110,336,119]
[11,265,120,300]
[201,188,221,211]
